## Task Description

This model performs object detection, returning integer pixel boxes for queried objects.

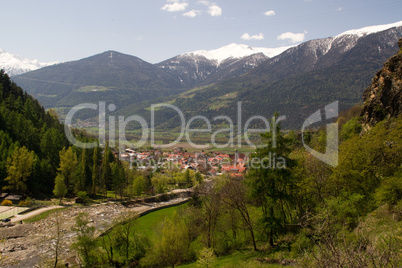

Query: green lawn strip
[23,207,68,223]
[75,85,111,92]
[178,250,284,268]
[95,203,186,262]
[134,203,186,242]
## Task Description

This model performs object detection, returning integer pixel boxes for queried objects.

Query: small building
[0,193,9,202]
[4,195,22,205]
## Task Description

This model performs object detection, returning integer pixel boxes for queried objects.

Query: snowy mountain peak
[337,20,402,38]
[186,43,294,64]
[0,49,58,76]
[304,21,402,58]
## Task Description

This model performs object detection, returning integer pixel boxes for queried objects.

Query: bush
[76,191,89,203]
[375,174,402,206]
[197,247,216,267]
[18,200,31,207]
[1,199,12,206]
[291,232,312,257]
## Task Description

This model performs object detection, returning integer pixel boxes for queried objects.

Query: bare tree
[52,212,64,268]
[220,179,258,251]
[198,181,222,248]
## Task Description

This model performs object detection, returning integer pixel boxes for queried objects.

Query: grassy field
[178,250,284,268]
[76,85,111,92]
[82,124,263,153]
[23,207,68,223]
[134,203,187,242]
[100,203,287,267]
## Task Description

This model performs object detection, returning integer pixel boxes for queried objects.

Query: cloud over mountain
[241,33,264,40]
[277,31,307,43]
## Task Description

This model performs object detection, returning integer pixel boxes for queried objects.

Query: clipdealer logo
[64,101,339,168]
[301,101,339,167]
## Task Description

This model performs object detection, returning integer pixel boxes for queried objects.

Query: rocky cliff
[361,38,402,129]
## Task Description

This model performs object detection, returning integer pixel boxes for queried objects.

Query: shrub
[1,199,12,206]
[76,191,89,203]
[18,200,31,207]
[197,247,216,267]
[375,174,402,206]
[291,232,312,257]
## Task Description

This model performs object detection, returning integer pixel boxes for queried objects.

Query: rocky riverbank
[0,196,189,267]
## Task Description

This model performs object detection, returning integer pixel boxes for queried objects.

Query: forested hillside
[0,70,70,196]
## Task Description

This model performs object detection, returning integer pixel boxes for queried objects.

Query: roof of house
[5,195,22,200]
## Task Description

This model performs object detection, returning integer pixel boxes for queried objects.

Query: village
[118,147,248,179]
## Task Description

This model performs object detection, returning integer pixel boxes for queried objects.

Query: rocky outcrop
[361,38,402,129]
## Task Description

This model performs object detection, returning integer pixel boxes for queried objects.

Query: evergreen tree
[195,172,203,184]
[184,168,192,187]
[100,143,111,197]
[110,161,126,199]
[246,115,295,246]
[40,127,64,168]
[91,146,99,196]
[76,147,88,193]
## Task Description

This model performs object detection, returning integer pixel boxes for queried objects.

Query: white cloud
[263,10,275,16]
[337,7,343,11]
[183,10,201,18]
[241,33,264,40]
[277,31,307,43]
[161,2,188,12]
[208,5,222,16]
[198,0,210,6]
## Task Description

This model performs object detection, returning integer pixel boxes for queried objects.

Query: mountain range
[10,42,290,119]
[0,49,57,76]
[152,21,402,129]
[8,20,402,130]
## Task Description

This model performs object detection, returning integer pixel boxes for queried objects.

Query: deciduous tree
[57,146,78,195]
[5,146,36,194]
[71,212,97,267]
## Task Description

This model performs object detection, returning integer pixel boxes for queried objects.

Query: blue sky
[1,0,402,63]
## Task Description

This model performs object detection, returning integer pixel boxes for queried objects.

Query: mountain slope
[12,45,283,119]
[156,43,292,88]
[142,21,402,130]
[361,38,402,129]
[12,51,185,118]
[0,49,57,76]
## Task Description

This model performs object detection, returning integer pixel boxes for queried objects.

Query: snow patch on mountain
[305,21,402,58]
[337,20,402,38]
[0,49,58,76]
[186,43,294,64]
